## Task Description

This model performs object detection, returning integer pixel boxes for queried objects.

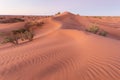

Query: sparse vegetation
[24,31,34,41]
[0,20,45,45]
[86,24,108,36]
[1,37,12,44]
[1,28,34,45]
[99,30,107,36]
[86,25,99,34]
[1,36,18,44]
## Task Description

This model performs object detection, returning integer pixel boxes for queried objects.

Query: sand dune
[54,12,120,39]
[0,12,120,80]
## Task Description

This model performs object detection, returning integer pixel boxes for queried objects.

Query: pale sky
[0,0,120,16]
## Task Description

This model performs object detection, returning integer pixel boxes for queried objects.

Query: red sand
[0,12,120,80]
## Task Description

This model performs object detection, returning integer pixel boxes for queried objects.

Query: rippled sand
[0,12,120,80]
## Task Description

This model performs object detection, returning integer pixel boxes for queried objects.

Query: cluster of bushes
[86,25,107,36]
[1,21,45,45]
[1,28,34,45]
[0,18,24,23]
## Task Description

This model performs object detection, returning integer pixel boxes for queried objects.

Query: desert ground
[0,12,120,80]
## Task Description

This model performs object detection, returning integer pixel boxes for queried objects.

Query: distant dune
[0,12,120,80]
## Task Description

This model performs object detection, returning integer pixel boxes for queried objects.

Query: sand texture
[0,12,120,80]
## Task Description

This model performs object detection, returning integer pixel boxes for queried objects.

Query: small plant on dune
[1,37,16,44]
[24,31,34,41]
[86,25,99,34]
[12,29,28,41]
[99,30,107,36]
[86,24,108,37]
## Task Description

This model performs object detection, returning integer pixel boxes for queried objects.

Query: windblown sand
[0,12,120,80]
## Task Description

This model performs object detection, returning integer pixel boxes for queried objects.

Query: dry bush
[1,28,34,45]
[86,25,99,34]
[1,37,15,44]
[99,30,107,36]
[86,25,108,36]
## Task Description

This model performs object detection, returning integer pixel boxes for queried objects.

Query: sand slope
[0,12,120,80]
[54,12,120,39]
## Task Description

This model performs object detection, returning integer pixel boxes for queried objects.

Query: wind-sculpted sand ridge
[34,18,62,39]
[0,12,120,80]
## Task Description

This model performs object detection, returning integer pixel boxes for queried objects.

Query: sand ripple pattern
[0,16,120,80]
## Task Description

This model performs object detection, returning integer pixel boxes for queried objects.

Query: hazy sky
[0,0,120,16]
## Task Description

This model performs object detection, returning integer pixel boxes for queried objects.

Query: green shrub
[86,25,99,34]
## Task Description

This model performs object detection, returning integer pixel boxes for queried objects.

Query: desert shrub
[86,25,108,37]
[86,25,99,34]
[99,30,107,36]
[11,29,25,43]
[24,31,34,41]
[1,28,34,45]
[1,37,16,44]
[12,28,28,34]
[12,28,34,41]
[11,33,19,44]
